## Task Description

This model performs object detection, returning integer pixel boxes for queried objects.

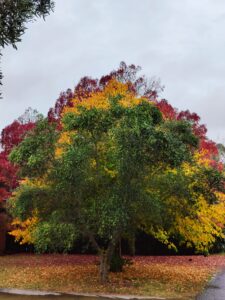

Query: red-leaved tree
[0,108,40,254]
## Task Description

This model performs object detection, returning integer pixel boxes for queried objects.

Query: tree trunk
[118,238,122,257]
[0,229,6,255]
[128,234,135,256]
[100,251,110,283]
[0,212,7,255]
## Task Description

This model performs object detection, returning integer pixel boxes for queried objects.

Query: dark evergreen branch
[0,0,54,98]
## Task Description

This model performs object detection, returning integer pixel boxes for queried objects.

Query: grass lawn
[0,254,224,299]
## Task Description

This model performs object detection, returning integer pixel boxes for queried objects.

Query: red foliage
[209,160,224,172]
[0,152,18,202]
[75,77,99,100]
[48,89,74,124]
[199,140,223,170]
[48,62,162,124]
[0,111,38,203]
[1,121,35,154]
[200,140,218,157]
[177,110,207,139]
[45,63,222,175]
[156,99,177,120]
[0,152,18,187]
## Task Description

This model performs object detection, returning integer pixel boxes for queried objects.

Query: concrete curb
[66,292,167,300]
[0,288,177,300]
[0,288,60,296]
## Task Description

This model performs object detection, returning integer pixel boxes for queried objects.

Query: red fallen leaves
[0,254,223,298]
[2,254,225,269]
[133,255,225,268]
[1,254,98,267]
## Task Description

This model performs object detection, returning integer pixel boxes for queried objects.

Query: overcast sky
[1,0,225,143]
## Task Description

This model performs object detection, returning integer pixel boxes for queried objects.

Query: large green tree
[9,80,198,282]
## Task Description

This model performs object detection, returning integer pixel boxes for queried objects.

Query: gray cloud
[1,0,225,143]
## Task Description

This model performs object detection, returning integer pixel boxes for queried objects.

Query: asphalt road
[197,270,225,300]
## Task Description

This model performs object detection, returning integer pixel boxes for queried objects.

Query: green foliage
[157,120,198,167]
[10,87,200,280]
[7,184,50,221]
[52,101,196,244]
[33,218,77,253]
[9,118,58,178]
[11,98,197,246]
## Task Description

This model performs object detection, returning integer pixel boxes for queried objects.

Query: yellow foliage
[157,155,225,252]
[9,215,38,245]
[18,177,47,188]
[55,131,74,158]
[194,150,212,168]
[62,79,144,117]
[175,192,225,252]
[103,167,117,178]
[54,79,148,159]
[153,229,177,251]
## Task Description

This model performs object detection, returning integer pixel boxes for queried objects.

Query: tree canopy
[8,78,208,282]
[3,62,225,282]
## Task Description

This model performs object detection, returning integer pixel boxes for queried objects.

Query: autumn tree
[0,108,41,254]
[7,63,225,281]
[9,79,198,282]
[48,62,163,124]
